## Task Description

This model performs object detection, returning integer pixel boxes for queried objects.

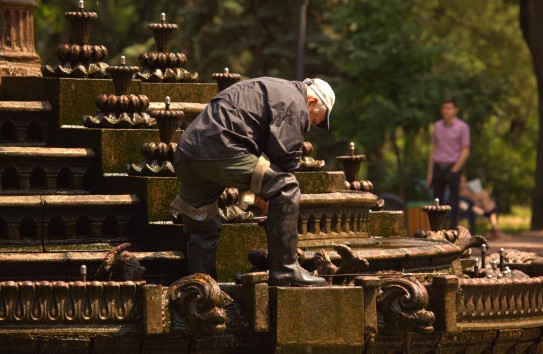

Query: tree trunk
[520,0,543,230]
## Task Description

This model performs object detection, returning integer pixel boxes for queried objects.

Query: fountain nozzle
[433,198,440,206]
[80,264,87,282]
[78,0,84,11]
[165,96,171,110]
[120,56,126,66]
[349,142,355,156]
[161,12,166,23]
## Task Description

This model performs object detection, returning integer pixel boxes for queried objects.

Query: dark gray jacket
[174,77,310,173]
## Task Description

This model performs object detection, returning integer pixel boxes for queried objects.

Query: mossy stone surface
[270,286,365,351]
[140,82,217,103]
[217,223,266,282]
[368,211,405,237]
[296,171,346,193]
[0,77,216,127]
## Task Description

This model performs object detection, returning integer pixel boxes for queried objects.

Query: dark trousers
[432,163,461,229]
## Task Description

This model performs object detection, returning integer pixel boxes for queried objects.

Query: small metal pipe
[80,264,87,283]
[499,248,505,272]
[481,244,487,268]
[473,258,479,277]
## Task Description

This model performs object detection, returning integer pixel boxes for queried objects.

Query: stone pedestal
[0,0,41,77]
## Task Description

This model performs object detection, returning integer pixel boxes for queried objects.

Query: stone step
[0,101,52,144]
[0,250,184,284]
[0,194,142,246]
[0,146,95,192]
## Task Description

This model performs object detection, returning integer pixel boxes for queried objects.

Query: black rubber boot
[258,167,326,287]
[182,212,222,281]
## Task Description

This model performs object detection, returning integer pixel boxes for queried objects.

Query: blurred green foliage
[34,0,538,210]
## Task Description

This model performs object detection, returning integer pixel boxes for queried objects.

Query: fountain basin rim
[300,191,378,207]
[301,237,463,261]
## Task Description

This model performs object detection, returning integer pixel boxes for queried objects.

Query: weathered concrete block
[144,285,164,335]
[367,210,404,237]
[39,336,91,354]
[217,223,267,282]
[296,171,345,194]
[92,335,142,354]
[237,276,270,333]
[0,335,38,354]
[141,335,189,354]
[270,286,364,353]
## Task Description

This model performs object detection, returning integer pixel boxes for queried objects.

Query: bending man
[172,77,335,286]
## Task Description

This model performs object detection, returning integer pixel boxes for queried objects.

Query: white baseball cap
[304,78,335,130]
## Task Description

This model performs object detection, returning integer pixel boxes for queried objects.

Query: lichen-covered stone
[270,286,365,352]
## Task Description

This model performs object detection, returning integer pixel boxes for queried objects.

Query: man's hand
[254,195,269,213]
[426,173,433,190]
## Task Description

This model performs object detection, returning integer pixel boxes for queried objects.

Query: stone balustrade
[0,280,145,325]
[298,192,378,240]
[431,275,543,331]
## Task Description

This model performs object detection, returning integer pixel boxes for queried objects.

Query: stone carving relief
[0,280,144,325]
[377,274,435,333]
[415,226,486,256]
[168,273,234,336]
[94,243,146,281]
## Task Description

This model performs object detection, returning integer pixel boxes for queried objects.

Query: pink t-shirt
[432,118,470,164]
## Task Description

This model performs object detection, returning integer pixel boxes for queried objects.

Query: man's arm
[426,144,435,189]
[451,146,470,173]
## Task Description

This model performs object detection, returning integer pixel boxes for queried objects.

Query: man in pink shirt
[426,97,470,229]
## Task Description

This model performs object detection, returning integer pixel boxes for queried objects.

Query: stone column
[0,0,41,77]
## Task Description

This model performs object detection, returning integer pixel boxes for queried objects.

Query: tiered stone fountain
[211,67,242,92]
[127,96,183,176]
[83,56,154,128]
[135,13,198,83]
[2,5,543,354]
[41,0,108,78]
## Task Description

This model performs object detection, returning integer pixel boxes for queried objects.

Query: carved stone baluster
[98,282,109,321]
[3,281,17,323]
[15,281,33,323]
[111,282,123,321]
[482,280,492,318]
[510,279,520,316]
[494,279,504,317]
[532,278,543,315]
[313,212,321,235]
[502,279,511,316]
[324,211,332,234]
[104,281,118,322]
[332,212,341,234]
[119,281,137,321]
[51,281,68,322]
[343,211,351,234]
[85,281,102,322]
[298,211,309,235]
[36,281,52,323]
[0,283,8,322]
[350,212,357,233]
[525,278,535,315]
[462,284,473,320]
[29,282,42,322]
[474,283,484,318]
[70,281,86,323]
